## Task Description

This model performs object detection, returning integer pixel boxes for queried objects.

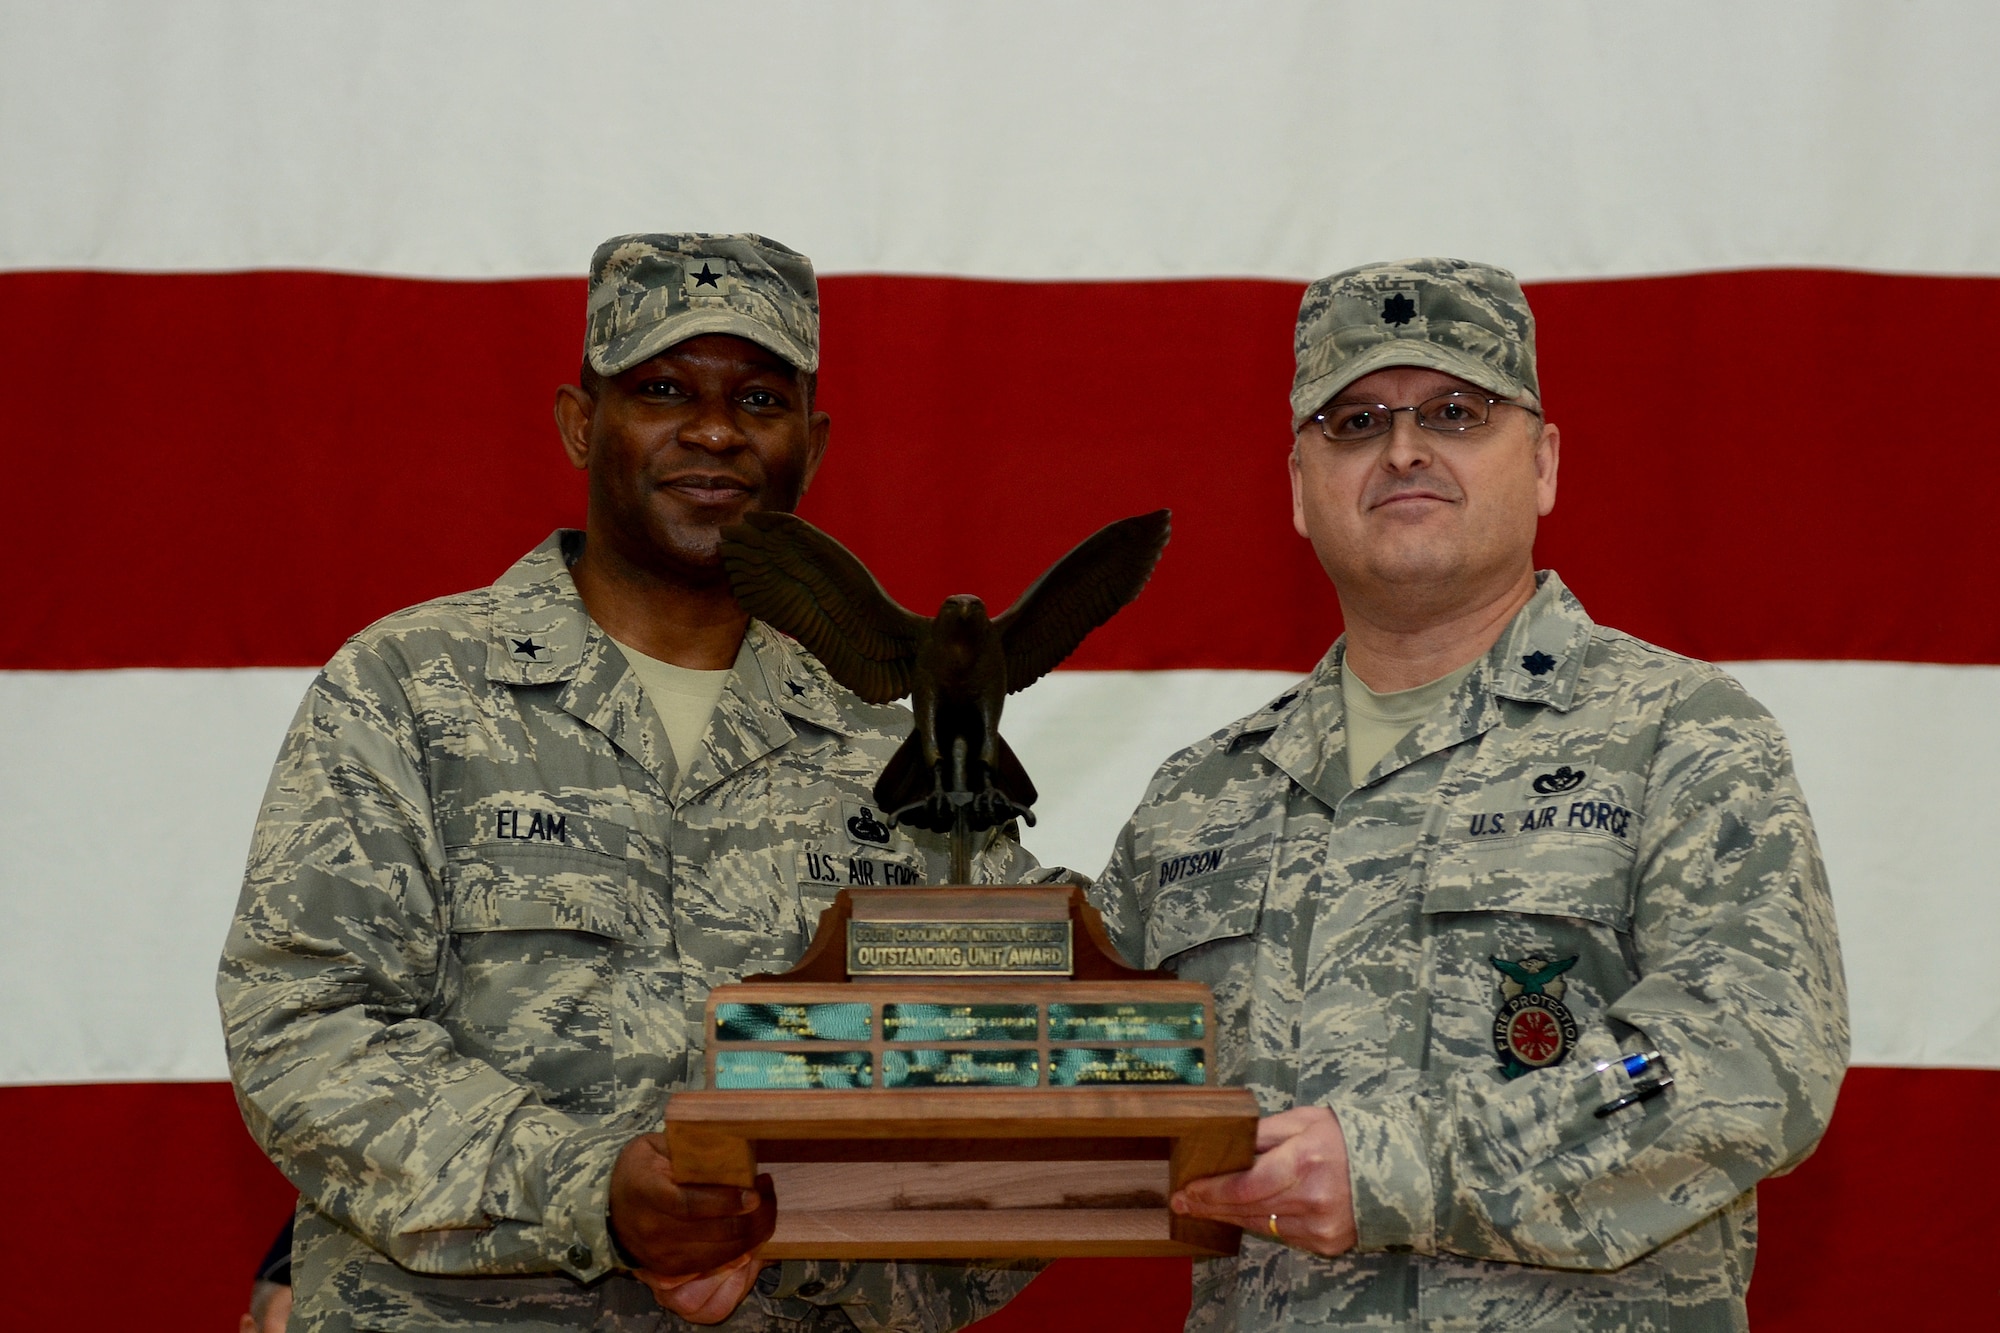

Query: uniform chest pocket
[439,821,639,1113]
[443,808,639,942]
[1421,834,1634,930]
[446,842,639,941]
[1419,836,1637,1081]
[1144,857,1272,970]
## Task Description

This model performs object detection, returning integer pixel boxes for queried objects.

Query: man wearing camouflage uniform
[219,234,1041,1331]
[1090,259,1847,1330]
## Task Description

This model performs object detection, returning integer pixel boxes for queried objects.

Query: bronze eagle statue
[720,509,1171,837]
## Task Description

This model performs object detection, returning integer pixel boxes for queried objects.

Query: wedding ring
[1267,1213,1281,1239]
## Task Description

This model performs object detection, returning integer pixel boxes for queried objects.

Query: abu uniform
[220,534,1041,1330]
[1090,259,1847,1331]
[218,232,1043,1332]
[1091,576,1845,1330]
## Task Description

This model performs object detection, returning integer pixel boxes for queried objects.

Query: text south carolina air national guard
[1089,259,1848,1331]
[218,234,1051,1332]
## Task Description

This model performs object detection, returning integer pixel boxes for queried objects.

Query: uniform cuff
[1324,1096,1437,1255]
[764,1258,860,1302]
[534,1119,641,1280]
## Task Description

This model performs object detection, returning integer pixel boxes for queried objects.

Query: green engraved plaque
[882,1048,1041,1089]
[1048,1046,1205,1087]
[714,1049,872,1090]
[848,920,1071,975]
[1048,1002,1205,1043]
[715,1002,872,1043]
[883,1003,1040,1043]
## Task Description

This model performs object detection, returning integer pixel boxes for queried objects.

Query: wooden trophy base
[667,1085,1253,1257]
[670,885,1260,1259]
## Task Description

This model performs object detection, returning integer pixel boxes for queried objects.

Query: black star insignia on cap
[1521,650,1557,676]
[1381,293,1417,325]
[691,261,723,288]
[511,637,549,660]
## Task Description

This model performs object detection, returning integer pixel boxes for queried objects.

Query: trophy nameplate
[667,885,1259,1258]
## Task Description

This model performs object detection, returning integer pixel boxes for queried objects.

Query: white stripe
[4,1,1999,280]
[0,668,315,1085]
[3,663,1994,1083]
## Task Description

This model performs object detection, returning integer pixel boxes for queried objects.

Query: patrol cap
[584,233,820,378]
[1290,257,1538,430]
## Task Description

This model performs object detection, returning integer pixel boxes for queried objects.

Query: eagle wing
[991,509,1171,694]
[720,512,927,704]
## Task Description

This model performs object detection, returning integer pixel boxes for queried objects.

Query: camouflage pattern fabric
[1291,258,1539,430]
[218,531,1046,1332]
[1090,573,1848,1332]
[586,233,820,377]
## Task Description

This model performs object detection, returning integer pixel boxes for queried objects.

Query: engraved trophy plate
[715,1049,873,1090]
[1048,1001,1205,1043]
[884,1003,1040,1043]
[715,1003,872,1043]
[848,919,1072,976]
[882,1048,1041,1088]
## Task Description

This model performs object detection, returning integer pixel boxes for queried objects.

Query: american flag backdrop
[2,4,1996,1327]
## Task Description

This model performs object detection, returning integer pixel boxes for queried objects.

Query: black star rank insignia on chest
[510,637,548,661]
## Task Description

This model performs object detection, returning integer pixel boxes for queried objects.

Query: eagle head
[936,594,990,627]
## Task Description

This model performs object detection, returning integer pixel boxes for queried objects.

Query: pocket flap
[1421,836,1634,930]
[448,843,637,941]
[1144,859,1271,968]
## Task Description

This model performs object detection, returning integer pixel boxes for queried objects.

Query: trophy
[662,511,1258,1259]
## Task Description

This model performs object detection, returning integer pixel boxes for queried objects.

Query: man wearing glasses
[1089,259,1848,1330]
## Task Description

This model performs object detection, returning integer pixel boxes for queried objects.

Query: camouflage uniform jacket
[219,532,1042,1333]
[1090,573,1847,1332]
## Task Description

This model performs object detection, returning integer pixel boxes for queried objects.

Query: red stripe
[0,1069,1987,1329]
[3,269,1997,669]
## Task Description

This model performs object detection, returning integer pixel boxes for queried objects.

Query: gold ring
[1267,1213,1281,1239]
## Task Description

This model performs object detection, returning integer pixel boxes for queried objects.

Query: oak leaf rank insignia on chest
[1490,954,1580,1078]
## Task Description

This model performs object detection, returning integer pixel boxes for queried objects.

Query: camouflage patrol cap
[1291,257,1538,430]
[584,233,819,377]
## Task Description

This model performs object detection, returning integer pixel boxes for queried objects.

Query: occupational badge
[1490,955,1580,1079]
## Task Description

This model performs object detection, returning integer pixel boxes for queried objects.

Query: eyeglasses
[1310,392,1543,444]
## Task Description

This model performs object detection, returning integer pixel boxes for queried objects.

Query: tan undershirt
[613,641,732,775]
[1341,657,1478,787]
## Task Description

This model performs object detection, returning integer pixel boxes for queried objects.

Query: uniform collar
[1229,570,1594,803]
[484,531,860,799]
[484,531,593,685]
[1481,570,1593,713]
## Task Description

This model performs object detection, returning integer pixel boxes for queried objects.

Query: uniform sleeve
[1331,677,1850,1269]
[216,646,633,1283]
[1086,817,1148,966]
[757,1260,1039,1331]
